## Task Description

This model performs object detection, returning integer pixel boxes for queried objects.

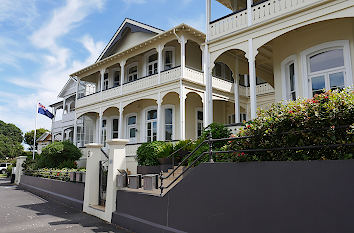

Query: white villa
[49,0,353,171]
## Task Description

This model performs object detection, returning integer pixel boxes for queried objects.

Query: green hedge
[136,141,173,166]
[221,89,354,162]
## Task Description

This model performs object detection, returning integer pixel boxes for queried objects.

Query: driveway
[0,178,131,233]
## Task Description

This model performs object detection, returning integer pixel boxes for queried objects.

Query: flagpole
[33,102,38,160]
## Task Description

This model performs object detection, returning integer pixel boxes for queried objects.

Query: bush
[136,141,173,166]
[227,89,354,162]
[35,141,81,169]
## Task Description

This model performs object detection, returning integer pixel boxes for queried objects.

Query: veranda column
[248,39,257,119]
[120,60,126,95]
[180,35,186,77]
[73,114,77,146]
[100,69,105,92]
[98,111,103,144]
[156,93,162,141]
[157,44,164,84]
[118,103,124,139]
[234,58,240,123]
[180,88,186,140]
[205,0,213,126]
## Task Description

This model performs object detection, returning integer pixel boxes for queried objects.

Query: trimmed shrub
[136,141,173,166]
[226,89,354,162]
[35,141,81,169]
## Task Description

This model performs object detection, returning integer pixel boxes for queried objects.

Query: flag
[38,103,54,119]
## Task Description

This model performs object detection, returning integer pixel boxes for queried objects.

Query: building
[36,132,52,154]
[59,18,274,168]
[205,0,354,123]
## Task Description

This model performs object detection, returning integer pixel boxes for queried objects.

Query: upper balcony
[209,0,325,40]
[76,65,274,109]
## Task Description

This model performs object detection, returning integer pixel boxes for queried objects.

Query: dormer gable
[58,78,77,98]
[97,18,164,61]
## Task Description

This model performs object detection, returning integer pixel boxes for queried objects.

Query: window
[301,41,352,98]
[165,108,173,141]
[196,110,203,138]
[164,50,173,70]
[146,109,157,142]
[112,119,119,139]
[102,119,107,147]
[212,62,233,82]
[113,71,120,87]
[147,53,158,75]
[127,65,138,83]
[228,113,247,124]
[281,55,297,101]
[308,49,345,96]
[103,73,109,90]
[127,115,137,143]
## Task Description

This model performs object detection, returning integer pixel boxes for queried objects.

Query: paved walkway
[0,178,131,233]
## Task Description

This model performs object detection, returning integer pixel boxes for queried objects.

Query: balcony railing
[209,0,323,40]
[76,66,274,109]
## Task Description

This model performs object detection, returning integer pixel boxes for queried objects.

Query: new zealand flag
[38,103,54,119]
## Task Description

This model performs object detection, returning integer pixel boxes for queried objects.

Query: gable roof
[37,132,51,142]
[97,18,164,61]
[58,77,77,98]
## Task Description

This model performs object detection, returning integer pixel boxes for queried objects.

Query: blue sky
[0,0,230,134]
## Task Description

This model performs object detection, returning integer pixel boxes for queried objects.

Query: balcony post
[179,35,187,78]
[118,103,123,139]
[157,44,164,84]
[234,58,240,123]
[100,68,105,92]
[157,92,162,141]
[248,39,257,119]
[98,111,103,144]
[73,115,77,146]
[120,60,126,95]
[75,76,79,100]
[180,87,186,140]
[247,0,253,26]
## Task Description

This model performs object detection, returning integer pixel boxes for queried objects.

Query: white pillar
[73,115,77,146]
[248,39,257,119]
[120,61,126,95]
[105,139,129,222]
[247,0,253,26]
[100,69,105,92]
[234,58,240,123]
[118,103,123,139]
[180,35,186,77]
[83,144,104,217]
[180,88,186,140]
[75,77,79,100]
[200,45,205,72]
[98,112,103,144]
[15,156,27,185]
[157,93,162,141]
[157,45,164,84]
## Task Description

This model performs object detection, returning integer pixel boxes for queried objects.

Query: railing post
[159,170,164,196]
[208,131,214,163]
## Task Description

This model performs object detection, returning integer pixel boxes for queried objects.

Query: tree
[24,128,49,150]
[0,120,24,159]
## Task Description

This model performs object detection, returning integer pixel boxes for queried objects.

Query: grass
[0,174,7,178]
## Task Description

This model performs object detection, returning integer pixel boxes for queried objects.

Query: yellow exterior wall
[272,18,354,101]
[185,93,203,139]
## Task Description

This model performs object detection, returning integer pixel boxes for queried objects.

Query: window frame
[163,105,175,141]
[145,50,158,76]
[112,118,119,139]
[195,107,204,138]
[126,62,138,83]
[144,107,158,142]
[301,40,353,98]
[281,54,298,101]
[163,47,175,71]
[126,113,138,144]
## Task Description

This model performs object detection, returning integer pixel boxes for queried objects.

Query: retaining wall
[19,175,85,210]
[112,160,354,233]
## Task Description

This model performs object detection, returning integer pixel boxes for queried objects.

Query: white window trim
[126,62,138,83]
[111,68,121,88]
[281,54,298,101]
[301,40,353,98]
[144,50,158,76]
[112,118,119,139]
[143,106,158,142]
[163,47,175,71]
[195,107,203,139]
[125,113,138,143]
[163,105,175,141]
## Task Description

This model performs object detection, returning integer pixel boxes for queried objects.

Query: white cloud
[169,13,205,32]
[0,0,106,133]
[0,0,38,27]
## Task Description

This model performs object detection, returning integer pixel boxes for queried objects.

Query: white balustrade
[77,92,100,108]
[212,77,233,93]
[123,74,159,94]
[62,111,75,123]
[210,0,321,40]
[184,67,204,85]
[161,67,181,84]
[102,86,121,102]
